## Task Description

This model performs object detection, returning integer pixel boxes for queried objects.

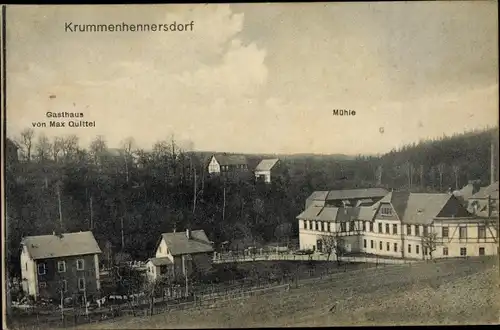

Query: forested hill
[4,126,497,275]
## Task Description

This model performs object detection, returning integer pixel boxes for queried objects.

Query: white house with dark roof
[146,229,214,282]
[20,231,102,301]
[207,154,249,176]
[254,158,280,183]
[298,190,498,259]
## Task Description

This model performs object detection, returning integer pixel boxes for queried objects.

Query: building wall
[35,254,100,300]
[155,238,174,262]
[20,246,37,296]
[298,216,499,259]
[208,157,220,174]
[255,170,271,183]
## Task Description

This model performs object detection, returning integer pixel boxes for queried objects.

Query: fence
[9,283,291,329]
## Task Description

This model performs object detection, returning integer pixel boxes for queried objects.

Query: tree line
[5,126,498,275]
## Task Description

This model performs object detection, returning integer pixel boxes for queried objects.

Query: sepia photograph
[1,2,499,328]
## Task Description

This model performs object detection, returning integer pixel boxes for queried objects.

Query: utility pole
[121,216,125,251]
[57,184,63,231]
[89,195,93,230]
[222,185,226,222]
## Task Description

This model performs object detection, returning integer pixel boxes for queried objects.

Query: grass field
[77,257,499,328]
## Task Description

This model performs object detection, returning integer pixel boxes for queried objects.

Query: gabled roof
[296,206,324,220]
[6,138,19,150]
[255,159,279,171]
[307,191,329,201]
[147,257,173,266]
[161,230,213,256]
[212,154,248,166]
[21,231,102,260]
[296,205,376,222]
[470,181,499,200]
[326,188,389,201]
[380,191,471,225]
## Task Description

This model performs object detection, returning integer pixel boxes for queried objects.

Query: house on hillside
[146,229,214,282]
[20,231,102,301]
[298,190,498,259]
[207,154,249,178]
[254,158,280,183]
[6,138,19,165]
[304,188,388,209]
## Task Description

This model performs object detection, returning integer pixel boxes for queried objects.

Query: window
[349,221,355,231]
[57,261,66,273]
[379,241,383,250]
[363,239,367,248]
[416,245,420,254]
[424,247,428,255]
[385,224,390,234]
[381,207,392,216]
[328,223,332,232]
[315,221,319,231]
[442,227,449,238]
[362,221,366,231]
[78,278,86,291]
[369,222,374,232]
[415,226,420,236]
[393,224,398,235]
[320,222,324,232]
[478,226,486,239]
[407,225,412,236]
[370,240,374,249]
[303,221,307,229]
[77,259,85,271]
[394,243,398,252]
[459,226,467,239]
[422,226,428,236]
[39,282,47,289]
[341,222,347,232]
[386,242,390,251]
[159,246,162,253]
[38,263,46,275]
[25,263,28,271]
[309,221,312,230]
[460,247,467,256]
[378,223,382,233]
[408,244,412,253]
[479,247,485,256]
[443,247,448,256]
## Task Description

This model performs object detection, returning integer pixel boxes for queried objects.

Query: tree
[89,135,107,165]
[19,128,35,162]
[51,136,63,162]
[60,135,79,161]
[452,164,460,190]
[319,233,346,265]
[437,163,446,192]
[421,231,439,260]
[34,133,51,163]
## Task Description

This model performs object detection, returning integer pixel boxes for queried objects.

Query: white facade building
[298,191,498,259]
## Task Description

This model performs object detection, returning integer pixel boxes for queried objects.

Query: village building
[297,190,498,259]
[6,138,19,165]
[146,229,214,282]
[467,181,498,217]
[207,154,249,176]
[20,231,102,301]
[254,158,280,183]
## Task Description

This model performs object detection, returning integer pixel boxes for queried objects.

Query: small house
[254,158,280,183]
[146,229,214,282]
[20,231,102,301]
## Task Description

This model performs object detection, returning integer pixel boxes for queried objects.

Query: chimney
[186,229,191,239]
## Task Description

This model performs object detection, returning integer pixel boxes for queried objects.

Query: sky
[5,2,499,155]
